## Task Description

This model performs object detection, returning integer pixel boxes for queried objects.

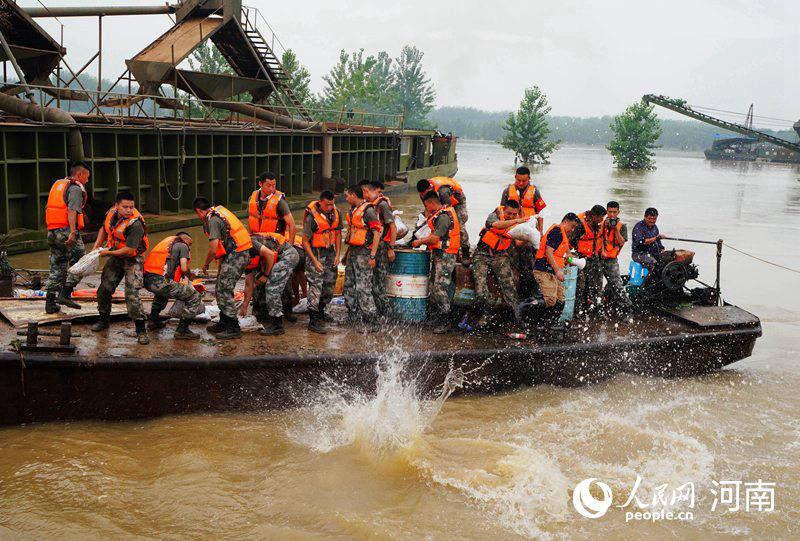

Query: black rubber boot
[260,315,285,336]
[216,314,242,340]
[207,317,224,334]
[135,319,150,345]
[308,311,327,334]
[319,307,334,323]
[283,302,297,323]
[174,319,200,340]
[45,291,61,314]
[56,285,81,309]
[147,309,167,330]
[91,313,110,332]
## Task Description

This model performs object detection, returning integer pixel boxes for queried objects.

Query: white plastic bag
[508,220,541,249]
[67,248,102,278]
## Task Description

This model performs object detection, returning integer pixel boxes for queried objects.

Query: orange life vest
[429,177,463,207]
[507,183,539,219]
[346,202,372,247]
[306,201,340,249]
[103,207,149,255]
[143,236,188,281]
[426,206,460,255]
[478,206,513,252]
[45,178,87,230]
[576,211,603,257]
[535,224,570,270]
[602,220,623,259]
[372,194,394,242]
[247,189,285,234]
[205,205,253,259]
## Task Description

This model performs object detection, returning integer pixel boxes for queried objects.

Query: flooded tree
[608,101,662,170]
[501,86,559,164]
[393,46,436,129]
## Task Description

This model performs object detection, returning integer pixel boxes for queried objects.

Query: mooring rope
[723,243,800,275]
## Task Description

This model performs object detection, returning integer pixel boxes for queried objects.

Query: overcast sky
[22,0,800,128]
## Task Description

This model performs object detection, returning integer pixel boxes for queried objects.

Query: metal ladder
[240,10,312,121]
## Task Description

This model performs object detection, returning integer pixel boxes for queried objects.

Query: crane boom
[642,94,800,154]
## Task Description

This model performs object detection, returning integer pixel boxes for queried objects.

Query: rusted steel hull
[0,324,761,426]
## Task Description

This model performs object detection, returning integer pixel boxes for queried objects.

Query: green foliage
[607,101,662,170]
[393,46,436,129]
[187,42,232,75]
[500,86,559,164]
[428,107,798,150]
[321,49,394,114]
[319,45,436,128]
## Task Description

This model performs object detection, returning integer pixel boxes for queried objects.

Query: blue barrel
[386,249,430,322]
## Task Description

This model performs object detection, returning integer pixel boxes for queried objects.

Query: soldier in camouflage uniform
[252,234,300,335]
[194,197,252,340]
[91,191,150,345]
[143,232,203,340]
[472,200,529,322]
[43,161,92,314]
[302,191,342,334]
[599,201,632,313]
[361,180,396,321]
[411,191,460,334]
[342,186,382,331]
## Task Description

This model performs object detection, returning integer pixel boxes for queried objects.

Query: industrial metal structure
[0,0,458,246]
[643,94,800,161]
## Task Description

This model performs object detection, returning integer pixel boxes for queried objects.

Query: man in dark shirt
[631,207,666,271]
[533,213,580,308]
[91,191,150,344]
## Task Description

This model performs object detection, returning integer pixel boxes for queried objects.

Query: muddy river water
[2,140,799,538]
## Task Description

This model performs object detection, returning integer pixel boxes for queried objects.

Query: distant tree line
[428,106,798,150]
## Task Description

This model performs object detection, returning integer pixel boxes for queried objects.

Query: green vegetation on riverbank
[429,106,798,150]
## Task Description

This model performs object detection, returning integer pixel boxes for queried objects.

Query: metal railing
[4,83,405,132]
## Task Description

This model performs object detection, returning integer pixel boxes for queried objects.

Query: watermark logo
[572,475,776,521]
[572,478,613,518]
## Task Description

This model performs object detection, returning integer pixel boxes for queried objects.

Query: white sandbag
[508,220,541,248]
[292,297,309,314]
[395,216,409,240]
[67,249,102,278]
[166,298,206,319]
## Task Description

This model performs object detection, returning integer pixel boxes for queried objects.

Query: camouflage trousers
[216,250,249,318]
[144,273,203,320]
[372,243,392,317]
[473,250,519,310]
[98,255,144,320]
[306,247,337,312]
[576,256,603,310]
[428,249,456,319]
[344,246,377,321]
[455,204,470,255]
[46,227,84,292]
[263,247,300,317]
[600,257,632,309]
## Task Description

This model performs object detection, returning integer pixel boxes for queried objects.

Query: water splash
[287,349,464,457]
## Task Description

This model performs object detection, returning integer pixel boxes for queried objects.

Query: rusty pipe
[212,100,320,131]
[0,92,84,161]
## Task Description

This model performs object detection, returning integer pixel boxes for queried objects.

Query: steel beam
[24,5,175,18]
